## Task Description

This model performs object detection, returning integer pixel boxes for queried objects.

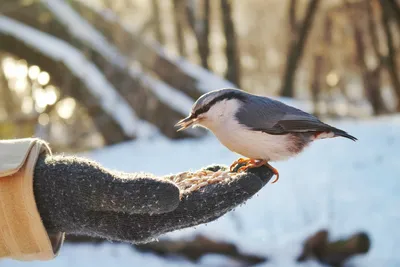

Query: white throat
[196,99,243,130]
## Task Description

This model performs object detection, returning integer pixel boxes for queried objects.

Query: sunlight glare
[38,113,50,126]
[56,98,76,119]
[28,65,41,80]
[33,88,48,109]
[326,71,339,87]
[14,79,28,94]
[15,60,28,79]
[35,103,46,113]
[44,85,58,105]
[21,96,33,114]
[37,71,50,85]
[2,58,16,79]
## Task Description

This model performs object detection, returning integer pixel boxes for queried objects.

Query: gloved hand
[33,154,273,243]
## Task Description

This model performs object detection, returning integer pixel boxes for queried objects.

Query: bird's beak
[175,115,198,132]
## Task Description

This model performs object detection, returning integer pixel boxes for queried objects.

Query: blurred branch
[66,234,268,266]
[221,0,241,86]
[380,0,400,110]
[136,235,267,265]
[151,0,164,45]
[297,229,371,267]
[280,0,321,97]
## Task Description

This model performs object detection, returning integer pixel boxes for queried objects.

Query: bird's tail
[332,128,358,141]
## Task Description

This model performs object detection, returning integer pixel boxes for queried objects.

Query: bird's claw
[229,158,248,172]
[231,158,280,184]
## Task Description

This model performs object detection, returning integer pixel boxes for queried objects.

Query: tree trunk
[310,54,323,117]
[280,0,321,97]
[288,0,297,35]
[199,0,211,69]
[185,0,211,69]
[380,0,400,110]
[350,2,388,115]
[366,0,382,65]
[172,0,186,56]
[151,0,164,45]
[386,0,400,31]
[221,0,241,87]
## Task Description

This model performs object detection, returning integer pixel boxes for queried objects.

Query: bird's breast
[209,118,301,161]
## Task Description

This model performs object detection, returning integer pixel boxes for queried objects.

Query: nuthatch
[175,88,357,183]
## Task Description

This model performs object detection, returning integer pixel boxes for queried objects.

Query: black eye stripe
[193,91,246,117]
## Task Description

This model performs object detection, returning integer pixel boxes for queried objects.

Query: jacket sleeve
[0,138,64,261]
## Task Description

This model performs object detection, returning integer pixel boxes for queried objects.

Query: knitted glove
[33,154,273,243]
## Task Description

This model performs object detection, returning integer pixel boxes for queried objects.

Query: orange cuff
[0,138,64,261]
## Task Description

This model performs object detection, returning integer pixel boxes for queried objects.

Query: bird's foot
[237,159,267,172]
[229,158,250,172]
[237,159,280,184]
[265,162,280,184]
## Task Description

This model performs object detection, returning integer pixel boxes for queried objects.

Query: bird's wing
[235,96,334,134]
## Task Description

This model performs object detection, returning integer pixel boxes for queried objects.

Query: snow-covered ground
[4,115,400,267]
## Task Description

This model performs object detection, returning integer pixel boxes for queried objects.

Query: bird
[175,88,357,184]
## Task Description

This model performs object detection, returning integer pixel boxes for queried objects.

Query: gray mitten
[33,154,273,243]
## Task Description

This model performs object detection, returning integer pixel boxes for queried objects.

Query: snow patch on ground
[9,115,393,267]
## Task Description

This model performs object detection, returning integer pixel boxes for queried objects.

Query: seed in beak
[175,116,198,131]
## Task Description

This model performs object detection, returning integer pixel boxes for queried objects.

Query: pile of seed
[164,169,240,193]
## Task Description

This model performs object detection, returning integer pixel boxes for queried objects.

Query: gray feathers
[191,88,357,141]
[232,91,357,141]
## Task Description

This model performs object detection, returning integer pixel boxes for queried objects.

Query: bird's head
[175,88,247,132]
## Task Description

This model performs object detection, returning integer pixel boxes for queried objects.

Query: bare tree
[221,0,241,87]
[185,0,211,69]
[379,0,400,110]
[345,0,388,115]
[280,0,321,97]
[151,0,164,45]
[386,0,400,31]
[172,0,186,56]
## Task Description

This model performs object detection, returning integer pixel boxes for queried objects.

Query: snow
[174,58,238,94]
[42,0,127,68]
[43,0,194,115]
[0,16,147,137]
[4,113,398,266]
[130,67,194,115]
